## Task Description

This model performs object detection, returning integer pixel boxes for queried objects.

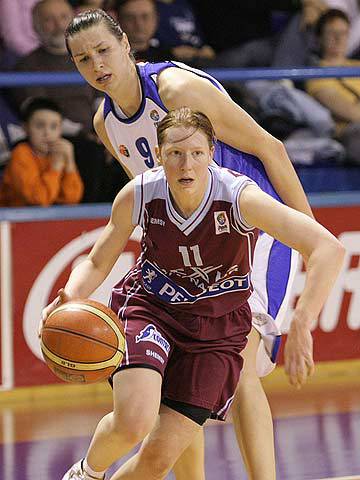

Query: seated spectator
[306,9,360,164]
[0,0,39,58]
[155,0,216,65]
[11,0,97,136]
[191,0,309,67]
[115,0,172,62]
[273,0,360,67]
[0,97,84,207]
[272,0,328,67]
[115,0,214,66]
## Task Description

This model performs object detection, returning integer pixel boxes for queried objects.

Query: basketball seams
[40,342,123,371]
[49,301,126,352]
[41,326,125,356]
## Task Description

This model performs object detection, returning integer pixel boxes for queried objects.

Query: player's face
[157,126,214,201]
[68,24,131,94]
[26,110,62,155]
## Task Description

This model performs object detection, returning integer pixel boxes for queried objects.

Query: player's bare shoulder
[158,67,204,108]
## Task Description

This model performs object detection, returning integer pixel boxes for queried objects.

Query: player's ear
[122,33,131,54]
[155,146,162,166]
[208,145,215,164]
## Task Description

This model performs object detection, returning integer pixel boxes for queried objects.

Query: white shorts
[248,232,299,377]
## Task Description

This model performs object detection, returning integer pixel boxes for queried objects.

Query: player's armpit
[93,101,133,179]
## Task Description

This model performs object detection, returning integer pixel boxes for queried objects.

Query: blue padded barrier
[1,66,360,87]
[0,192,359,223]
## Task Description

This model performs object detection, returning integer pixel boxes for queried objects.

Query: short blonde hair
[157,107,216,149]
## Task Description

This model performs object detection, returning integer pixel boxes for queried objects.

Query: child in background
[0,97,84,207]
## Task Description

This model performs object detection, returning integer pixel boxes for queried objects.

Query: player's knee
[139,442,175,479]
[112,410,155,445]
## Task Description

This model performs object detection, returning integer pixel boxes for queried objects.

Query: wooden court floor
[1,361,359,480]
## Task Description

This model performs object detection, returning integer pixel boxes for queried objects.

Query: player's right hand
[284,318,315,389]
[38,288,71,338]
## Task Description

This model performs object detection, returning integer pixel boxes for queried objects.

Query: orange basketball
[40,299,125,384]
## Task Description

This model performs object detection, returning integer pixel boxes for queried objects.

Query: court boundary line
[312,476,360,480]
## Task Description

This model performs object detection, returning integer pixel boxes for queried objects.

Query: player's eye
[98,48,108,53]
[79,56,89,63]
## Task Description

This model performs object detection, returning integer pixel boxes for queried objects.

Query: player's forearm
[293,239,345,327]
[262,139,314,219]
[64,259,108,299]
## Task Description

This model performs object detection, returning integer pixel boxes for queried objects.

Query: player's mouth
[96,73,112,85]
[178,177,194,186]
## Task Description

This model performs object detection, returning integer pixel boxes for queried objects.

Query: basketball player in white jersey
[63,9,318,480]
[42,107,344,480]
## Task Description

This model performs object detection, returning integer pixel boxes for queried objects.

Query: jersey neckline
[108,64,147,124]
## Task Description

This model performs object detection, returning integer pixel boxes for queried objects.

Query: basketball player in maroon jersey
[42,108,344,480]
[65,10,314,480]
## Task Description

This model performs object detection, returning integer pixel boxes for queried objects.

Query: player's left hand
[38,289,71,339]
[284,318,315,389]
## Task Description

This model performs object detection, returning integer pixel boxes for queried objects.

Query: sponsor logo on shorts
[136,324,170,355]
[146,349,164,364]
[214,211,230,234]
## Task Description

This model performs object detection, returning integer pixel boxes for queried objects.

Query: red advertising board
[279,206,360,363]
[11,219,141,387]
[5,205,360,388]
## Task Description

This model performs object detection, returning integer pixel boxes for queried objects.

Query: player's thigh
[240,326,261,377]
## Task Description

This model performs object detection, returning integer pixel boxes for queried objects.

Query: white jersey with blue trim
[103,61,280,201]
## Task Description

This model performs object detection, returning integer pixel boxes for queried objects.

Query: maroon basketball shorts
[110,287,252,420]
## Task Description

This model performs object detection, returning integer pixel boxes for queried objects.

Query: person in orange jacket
[0,97,84,207]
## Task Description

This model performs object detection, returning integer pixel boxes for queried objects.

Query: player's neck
[111,64,142,118]
[169,174,210,219]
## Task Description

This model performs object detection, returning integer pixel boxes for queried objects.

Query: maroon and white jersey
[130,165,258,317]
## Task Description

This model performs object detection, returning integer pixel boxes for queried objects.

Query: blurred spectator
[306,9,360,164]
[0,97,83,207]
[11,0,96,135]
[155,0,216,65]
[191,0,306,67]
[115,0,215,65]
[0,0,39,58]
[273,0,360,67]
[272,0,328,67]
[115,0,172,61]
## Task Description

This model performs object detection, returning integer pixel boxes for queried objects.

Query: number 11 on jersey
[179,245,203,267]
